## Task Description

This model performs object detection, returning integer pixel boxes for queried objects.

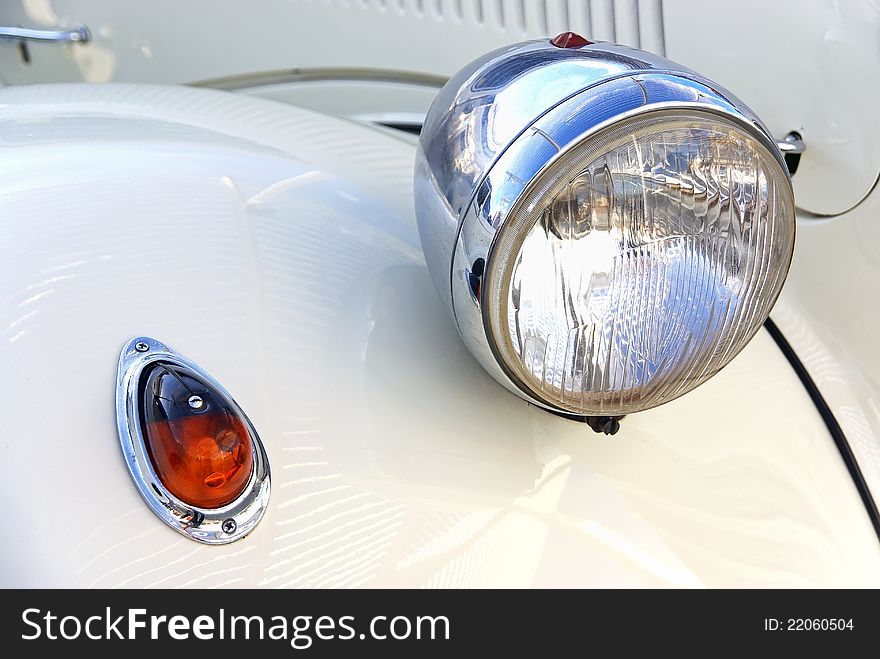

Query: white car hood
[0,84,877,587]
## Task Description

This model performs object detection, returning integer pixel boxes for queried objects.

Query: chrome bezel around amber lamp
[116,336,270,545]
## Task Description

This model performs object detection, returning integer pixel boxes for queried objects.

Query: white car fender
[0,83,877,587]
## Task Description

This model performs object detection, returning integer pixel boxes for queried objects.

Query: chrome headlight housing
[415,37,795,418]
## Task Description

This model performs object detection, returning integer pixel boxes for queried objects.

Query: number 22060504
[764,619,854,631]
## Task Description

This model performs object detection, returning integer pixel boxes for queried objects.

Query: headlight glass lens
[485,109,795,414]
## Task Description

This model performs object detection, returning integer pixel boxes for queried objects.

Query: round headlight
[415,37,795,418]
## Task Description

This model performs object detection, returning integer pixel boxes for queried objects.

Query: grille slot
[327,0,665,54]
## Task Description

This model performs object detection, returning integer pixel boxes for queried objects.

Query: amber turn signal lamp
[117,336,270,544]
[141,363,254,509]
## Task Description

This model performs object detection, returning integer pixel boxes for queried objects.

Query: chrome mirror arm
[0,25,91,44]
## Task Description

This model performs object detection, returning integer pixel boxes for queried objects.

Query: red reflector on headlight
[550,32,592,48]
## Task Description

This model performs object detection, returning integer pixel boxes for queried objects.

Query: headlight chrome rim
[481,106,795,415]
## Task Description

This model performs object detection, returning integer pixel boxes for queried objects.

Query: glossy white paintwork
[664,0,880,216]
[772,187,880,518]
[0,84,877,587]
[0,0,876,215]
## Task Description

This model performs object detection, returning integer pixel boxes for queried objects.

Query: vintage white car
[1,0,879,588]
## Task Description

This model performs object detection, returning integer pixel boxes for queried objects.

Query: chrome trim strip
[192,67,447,91]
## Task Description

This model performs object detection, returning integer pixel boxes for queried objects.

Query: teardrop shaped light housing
[116,337,270,544]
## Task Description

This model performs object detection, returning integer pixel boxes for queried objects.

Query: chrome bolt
[187,395,205,410]
[222,519,237,534]
[135,341,150,352]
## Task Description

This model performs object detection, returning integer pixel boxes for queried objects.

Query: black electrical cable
[763,318,880,544]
